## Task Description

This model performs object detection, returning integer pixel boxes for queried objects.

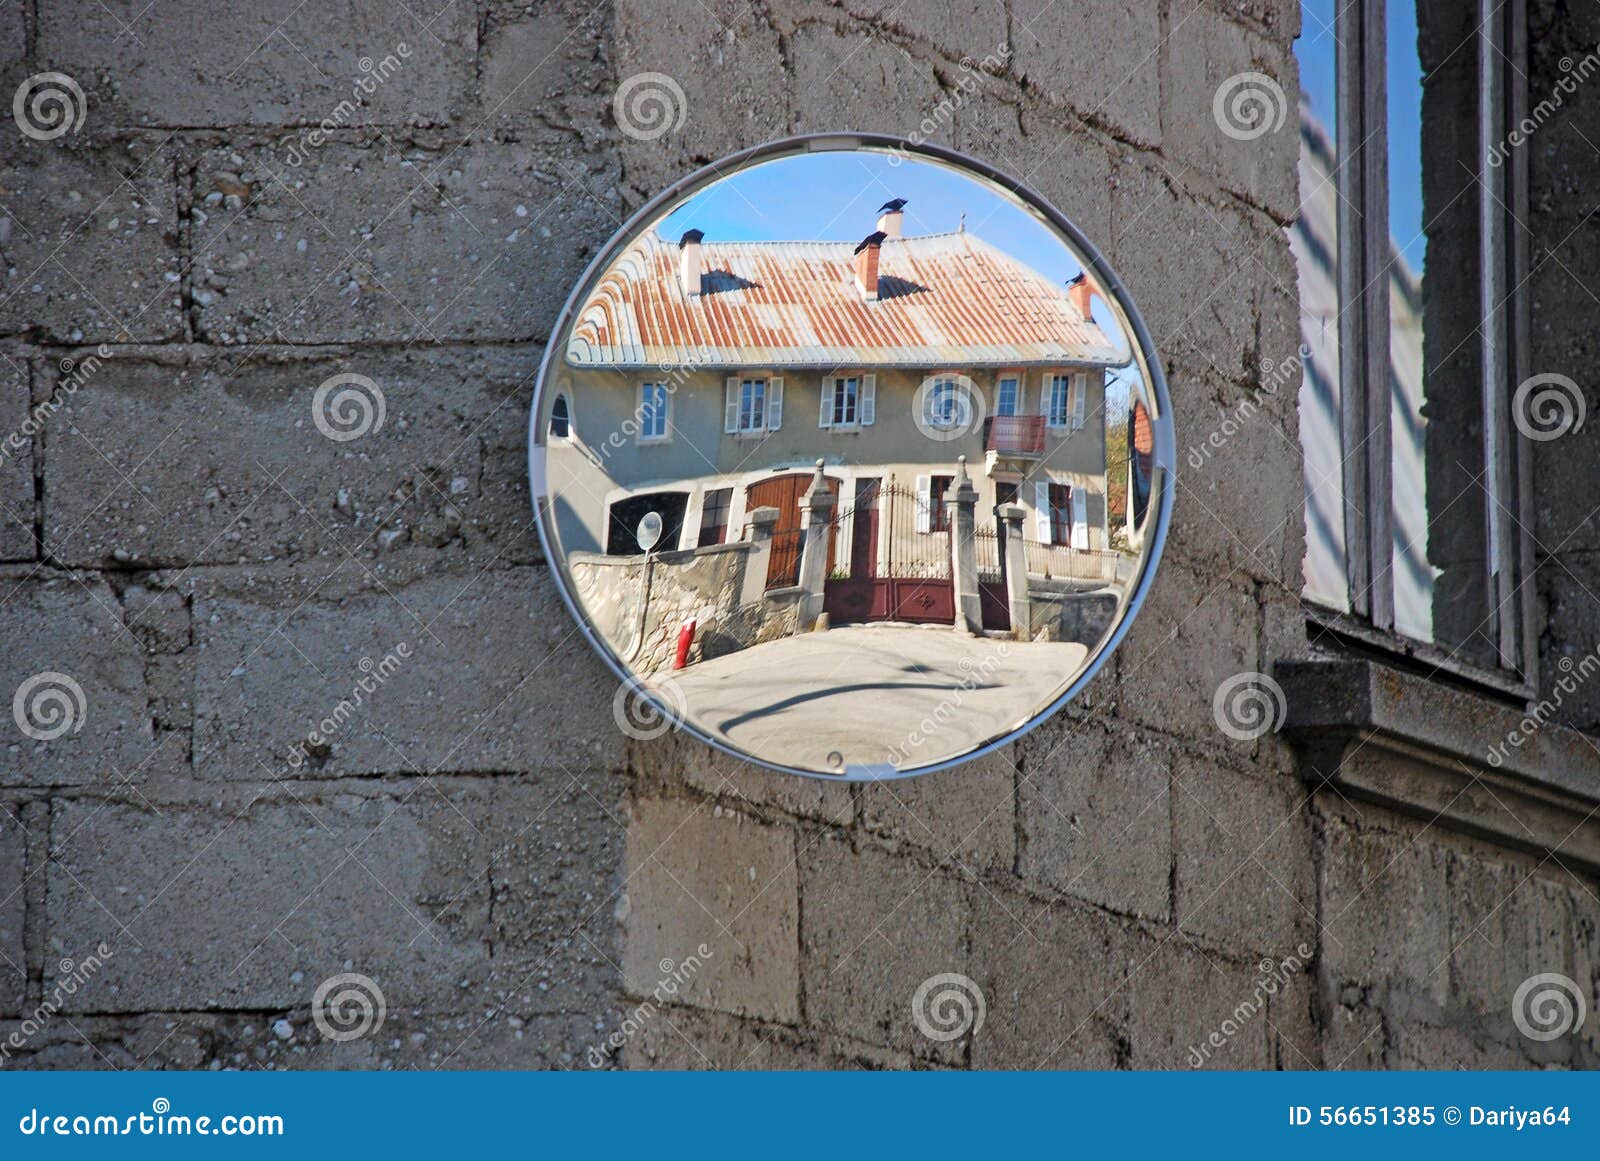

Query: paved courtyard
[656,624,1089,775]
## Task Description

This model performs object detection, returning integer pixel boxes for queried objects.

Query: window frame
[637,381,670,443]
[995,373,1020,417]
[1304,0,1534,694]
[738,377,767,434]
[1045,372,1071,430]
[925,374,965,431]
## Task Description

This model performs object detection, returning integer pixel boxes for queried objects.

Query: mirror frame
[529,132,1176,780]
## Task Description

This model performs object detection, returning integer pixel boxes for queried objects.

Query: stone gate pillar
[795,459,836,633]
[947,456,982,634]
[740,506,779,608]
[997,502,1031,640]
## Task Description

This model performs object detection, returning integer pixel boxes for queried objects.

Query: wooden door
[748,473,836,587]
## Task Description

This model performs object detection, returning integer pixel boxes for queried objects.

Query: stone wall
[1,0,1596,1071]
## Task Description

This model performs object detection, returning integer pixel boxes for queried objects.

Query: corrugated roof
[566,231,1129,370]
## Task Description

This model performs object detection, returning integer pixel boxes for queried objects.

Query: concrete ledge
[1279,659,1600,873]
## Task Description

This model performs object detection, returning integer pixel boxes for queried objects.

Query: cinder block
[1,577,152,787]
[1170,360,1305,587]
[0,359,32,561]
[1318,809,1452,1007]
[187,141,616,344]
[610,0,789,194]
[859,752,1015,872]
[46,779,621,1015]
[1109,560,1258,743]
[37,2,475,128]
[0,141,182,342]
[0,804,26,1016]
[191,569,619,778]
[42,346,537,569]
[1110,158,1266,381]
[621,798,799,1024]
[1011,0,1162,146]
[800,834,969,1057]
[1016,719,1171,920]
[1162,5,1298,222]
[478,4,611,133]
[970,895,1130,1067]
[1173,758,1312,953]
[789,27,946,139]
[1126,935,1277,1068]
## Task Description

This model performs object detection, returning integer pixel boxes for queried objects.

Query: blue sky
[1298,0,1426,274]
[658,150,1089,284]
[655,150,1142,409]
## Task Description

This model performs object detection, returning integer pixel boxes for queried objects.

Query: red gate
[823,480,954,625]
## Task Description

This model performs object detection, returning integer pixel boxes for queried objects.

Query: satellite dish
[636,511,663,552]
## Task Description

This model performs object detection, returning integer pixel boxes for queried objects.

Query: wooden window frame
[1307,0,1535,694]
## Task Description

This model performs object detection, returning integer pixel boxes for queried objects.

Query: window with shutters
[929,475,953,533]
[1046,373,1072,429]
[1049,483,1073,544]
[740,379,765,432]
[925,376,965,430]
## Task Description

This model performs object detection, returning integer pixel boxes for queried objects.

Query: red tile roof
[566,231,1128,370]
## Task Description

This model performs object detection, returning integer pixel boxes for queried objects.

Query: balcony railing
[984,414,1046,457]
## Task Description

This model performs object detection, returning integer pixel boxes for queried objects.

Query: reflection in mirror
[534,139,1171,778]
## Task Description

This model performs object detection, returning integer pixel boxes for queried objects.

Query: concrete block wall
[1,0,1595,1071]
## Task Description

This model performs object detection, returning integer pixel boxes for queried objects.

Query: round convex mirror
[531,134,1174,779]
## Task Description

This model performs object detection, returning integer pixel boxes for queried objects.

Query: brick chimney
[854,230,885,300]
[1067,273,1095,321]
[679,228,705,296]
[876,197,907,238]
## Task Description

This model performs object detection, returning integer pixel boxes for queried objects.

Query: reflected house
[545,203,1134,665]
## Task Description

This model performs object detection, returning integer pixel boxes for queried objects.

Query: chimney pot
[1067,275,1095,322]
[876,197,906,238]
[854,230,885,300]
[679,229,705,297]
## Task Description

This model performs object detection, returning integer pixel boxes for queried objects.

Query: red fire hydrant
[673,619,697,670]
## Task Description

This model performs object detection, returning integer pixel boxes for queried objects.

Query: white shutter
[768,377,783,430]
[1015,375,1026,415]
[1072,373,1088,429]
[1070,489,1088,548]
[725,377,739,433]
[915,474,932,534]
[1035,481,1052,543]
[819,378,833,429]
[1038,373,1051,417]
[861,374,876,425]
